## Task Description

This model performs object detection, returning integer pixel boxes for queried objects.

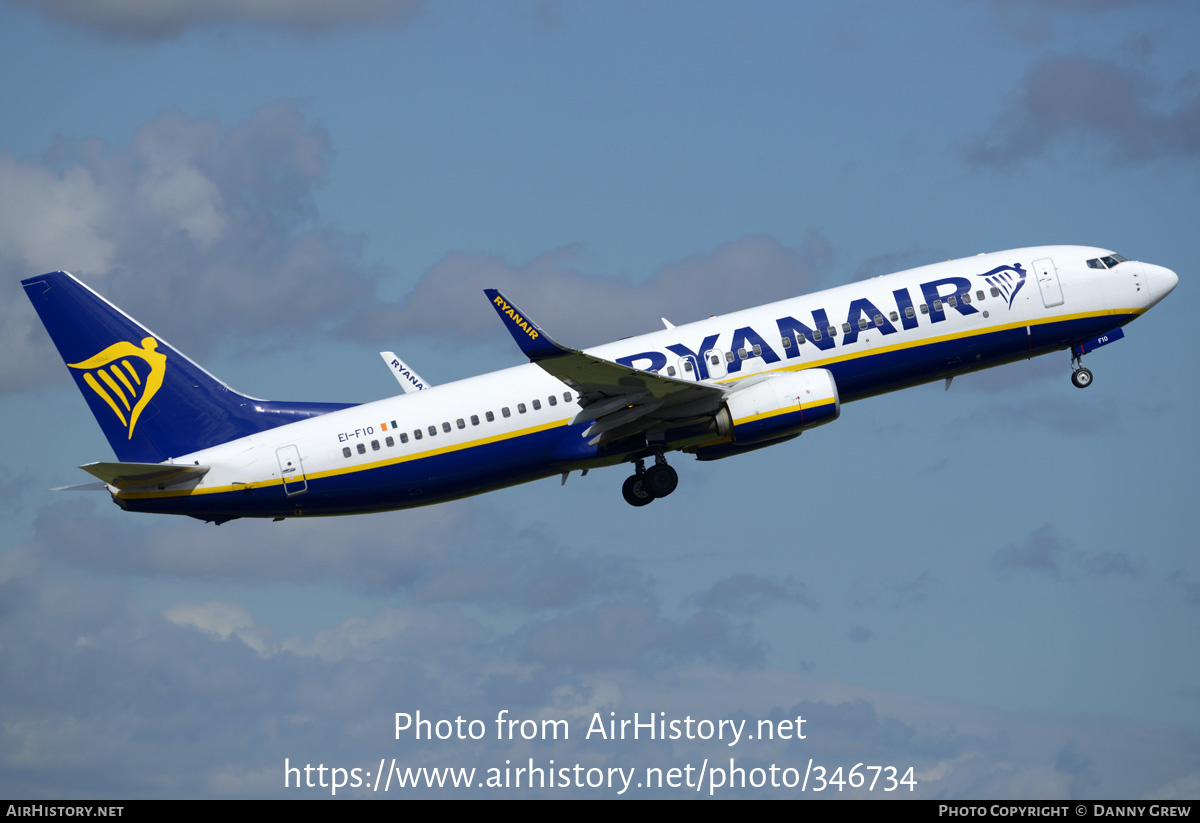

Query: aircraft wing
[485,289,726,445]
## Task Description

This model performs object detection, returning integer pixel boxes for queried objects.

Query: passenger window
[947,296,957,308]
[357,443,366,454]
[725,351,734,362]
[684,360,693,372]
[414,429,422,440]
[371,440,380,451]
[532,399,541,410]
[502,407,511,418]
[486,411,495,422]
[905,306,915,319]
[961,293,971,304]
[889,311,899,322]
[471,414,480,425]
[400,432,409,443]
[828,327,837,337]
[874,314,884,326]
[343,447,352,458]
[386,436,394,447]
[456,418,465,429]
[442,421,451,432]
[710,355,719,365]
[752,344,762,356]
[738,349,748,360]
[796,334,805,345]
[428,425,437,437]
[920,304,929,314]
[548,396,557,406]
[977,290,985,301]
[858,318,868,330]
[842,323,851,333]
[667,366,676,376]
[564,392,572,402]
[813,329,822,341]
[781,336,791,349]
[517,403,526,414]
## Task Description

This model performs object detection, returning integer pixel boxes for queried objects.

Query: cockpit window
[1087,253,1129,270]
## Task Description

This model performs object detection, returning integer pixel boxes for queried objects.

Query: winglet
[484,289,570,361]
[379,351,431,393]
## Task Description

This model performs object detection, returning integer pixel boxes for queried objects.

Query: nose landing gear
[621,453,679,507]
[1070,352,1093,389]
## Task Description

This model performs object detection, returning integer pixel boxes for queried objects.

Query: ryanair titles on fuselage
[613,266,1023,379]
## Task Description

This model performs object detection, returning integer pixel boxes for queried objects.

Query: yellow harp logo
[68,337,167,439]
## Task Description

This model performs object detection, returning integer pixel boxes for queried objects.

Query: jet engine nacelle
[714,368,840,445]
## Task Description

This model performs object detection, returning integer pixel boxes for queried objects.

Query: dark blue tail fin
[23,272,354,463]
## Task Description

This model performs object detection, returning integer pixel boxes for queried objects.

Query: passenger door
[1032,257,1064,308]
[276,444,308,496]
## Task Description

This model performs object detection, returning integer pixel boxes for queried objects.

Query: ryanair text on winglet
[493,296,539,341]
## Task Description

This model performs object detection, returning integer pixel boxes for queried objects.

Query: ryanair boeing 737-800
[23,245,1177,523]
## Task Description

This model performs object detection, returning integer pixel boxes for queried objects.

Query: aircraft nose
[1144,263,1178,305]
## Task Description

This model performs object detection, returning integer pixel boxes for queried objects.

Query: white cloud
[3,534,1197,798]
[343,232,834,349]
[964,55,1200,167]
[136,165,227,248]
[2,101,380,393]
[164,601,255,640]
[991,524,1147,580]
[164,601,276,657]
[0,155,116,273]
[31,498,644,610]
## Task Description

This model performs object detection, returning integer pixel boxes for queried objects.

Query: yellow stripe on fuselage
[716,307,1141,386]
[117,417,574,499]
[117,307,1140,500]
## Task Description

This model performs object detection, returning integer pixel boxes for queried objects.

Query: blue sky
[1,0,1197,799]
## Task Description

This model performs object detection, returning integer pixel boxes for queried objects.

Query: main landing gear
[621,454,678,507]
[1070,352,1093,389]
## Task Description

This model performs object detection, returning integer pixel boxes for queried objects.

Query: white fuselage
[116,245,1176,520]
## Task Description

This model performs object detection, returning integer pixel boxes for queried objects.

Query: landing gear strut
[1070,352,1093,389]
[621,454,678,507]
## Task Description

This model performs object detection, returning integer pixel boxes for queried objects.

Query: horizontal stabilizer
[50,481,109,492]
[79,461,210,489]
